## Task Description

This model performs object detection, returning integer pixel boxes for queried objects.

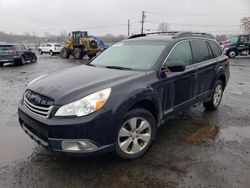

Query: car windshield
[90,42,167,70]
[54,44,62,47]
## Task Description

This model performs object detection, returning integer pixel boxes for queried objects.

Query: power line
[146,20,240,27]
[146,11,249,16]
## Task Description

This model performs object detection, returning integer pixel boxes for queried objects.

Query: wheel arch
[129,99,159,123]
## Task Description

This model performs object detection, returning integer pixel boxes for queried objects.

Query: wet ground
[0,55,250,188]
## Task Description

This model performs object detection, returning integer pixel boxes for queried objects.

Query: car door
[46,44,52,52]
[190,39,216,101]
[160,40,198,117]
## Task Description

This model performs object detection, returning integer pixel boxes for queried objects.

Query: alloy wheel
[118,117,152,155]
[213,84,223,106]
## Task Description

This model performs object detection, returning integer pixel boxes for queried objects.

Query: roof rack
[173,32,215,39]
[128,31,179,39]
[128,31,215,39]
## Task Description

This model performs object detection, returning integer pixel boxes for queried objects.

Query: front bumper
[18,103,118,156]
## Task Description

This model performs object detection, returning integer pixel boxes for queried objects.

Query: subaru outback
[18,32,230,159]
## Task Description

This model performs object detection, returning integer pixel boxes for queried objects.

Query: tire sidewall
[212,80,223,108]
[31,54,37,63]
[20,56,25,65]
[115,108,156,159]
[228,50,236,58]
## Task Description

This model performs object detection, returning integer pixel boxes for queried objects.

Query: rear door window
[208,41,222,58]
[164,41,193,66]
[191,40,211,63]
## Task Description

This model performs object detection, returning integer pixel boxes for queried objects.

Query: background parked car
[0,43,37,66]
[38,43,63,56]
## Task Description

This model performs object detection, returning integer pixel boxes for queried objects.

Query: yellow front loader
[60,31,101,59]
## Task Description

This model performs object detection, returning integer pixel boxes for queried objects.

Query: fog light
[62,140,98,151]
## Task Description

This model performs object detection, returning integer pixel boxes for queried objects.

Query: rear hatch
[0,45,15,62]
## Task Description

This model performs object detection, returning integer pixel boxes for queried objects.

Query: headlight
[27,74,47,86]
[55,88,111,117]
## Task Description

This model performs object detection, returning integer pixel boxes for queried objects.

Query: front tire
[30,54,37,63]
[228,50,236,58]
[115,109,156,160]
[203,80,224,110]
[74,48,83,59]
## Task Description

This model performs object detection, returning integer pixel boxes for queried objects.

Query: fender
[113,84,161,124]
[209,65,225,90]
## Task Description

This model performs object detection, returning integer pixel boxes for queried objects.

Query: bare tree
[241,17,250,33]
[157,23,169,32]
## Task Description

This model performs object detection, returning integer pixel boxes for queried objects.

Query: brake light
[11,49,17,55]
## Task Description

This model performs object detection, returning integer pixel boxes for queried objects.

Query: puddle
[0,126,35,166]
[184,121,250,143]
[185,122,219,143]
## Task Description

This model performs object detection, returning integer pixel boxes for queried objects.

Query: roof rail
[173,32,215,39]
[128,31,215,40]
[128,31,180,39]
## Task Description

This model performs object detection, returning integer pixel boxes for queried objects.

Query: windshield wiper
[105,66,133,70]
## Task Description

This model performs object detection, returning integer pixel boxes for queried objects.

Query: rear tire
[60,48,70,59]
[74,48,84,59]
[19,56,25,65]
[115,108,156,160]
[203,80,224,111]
[38,49,43,55]
[49,50,54,56]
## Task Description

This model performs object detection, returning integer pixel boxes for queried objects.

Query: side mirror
[166,63,185,72]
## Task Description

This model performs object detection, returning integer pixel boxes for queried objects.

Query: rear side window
[164,41,193,66]
[208,41,222,58]
[191,40,210,63]
[0,45,14,51]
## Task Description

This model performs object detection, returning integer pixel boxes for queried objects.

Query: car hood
[223,43,235,48]
[27,65,145,105]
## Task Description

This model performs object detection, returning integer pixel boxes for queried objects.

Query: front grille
[23,90,54,118]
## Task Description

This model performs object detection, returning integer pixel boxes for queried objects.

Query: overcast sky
[0,0,249,36]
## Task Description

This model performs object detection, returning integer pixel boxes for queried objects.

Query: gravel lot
[0,54,250,188]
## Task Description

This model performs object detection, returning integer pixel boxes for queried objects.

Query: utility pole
[128,19,130,37]
[141,11,145,34]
